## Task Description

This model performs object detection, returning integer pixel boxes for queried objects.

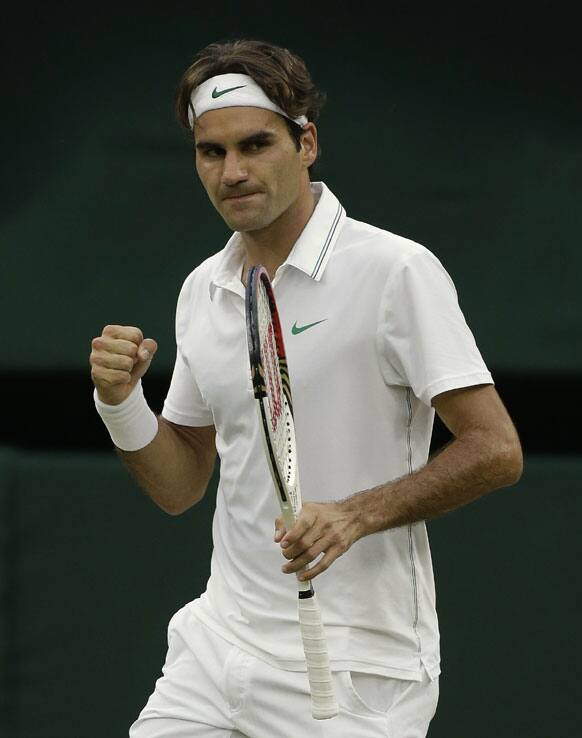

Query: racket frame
[245,265,338,720]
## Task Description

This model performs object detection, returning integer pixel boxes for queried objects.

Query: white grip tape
[298,591,339,720]
[93,381,159,451]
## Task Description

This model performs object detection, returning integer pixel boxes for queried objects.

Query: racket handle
[297,586,339,720]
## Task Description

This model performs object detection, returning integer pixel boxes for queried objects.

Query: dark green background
[1,451,578,737]
[2,2,580,373]
[1,2,580,736]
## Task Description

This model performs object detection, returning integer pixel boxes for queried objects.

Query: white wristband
[93,380,159,451]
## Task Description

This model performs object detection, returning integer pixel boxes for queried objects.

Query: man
[90,39,523,738]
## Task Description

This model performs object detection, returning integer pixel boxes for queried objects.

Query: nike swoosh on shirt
[291,319,327,335]
[211,85,247,98]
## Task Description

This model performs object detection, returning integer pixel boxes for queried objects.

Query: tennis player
[90,39,523,738]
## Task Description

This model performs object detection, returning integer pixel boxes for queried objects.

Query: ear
[299,122,318,169]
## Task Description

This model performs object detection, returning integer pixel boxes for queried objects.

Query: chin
[222,211,271,233]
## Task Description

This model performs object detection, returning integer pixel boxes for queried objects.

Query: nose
[221,150,248,187]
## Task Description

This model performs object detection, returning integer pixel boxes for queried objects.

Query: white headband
[188,73,308,128]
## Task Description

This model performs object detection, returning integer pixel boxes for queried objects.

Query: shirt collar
[209,181,346,300]
[284,182,346,281]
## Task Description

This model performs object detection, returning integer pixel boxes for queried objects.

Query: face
[194,107,317,233]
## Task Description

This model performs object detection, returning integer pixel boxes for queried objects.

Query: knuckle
[91,362,106,377]
[121,355,134,371]
[130,326,144,344]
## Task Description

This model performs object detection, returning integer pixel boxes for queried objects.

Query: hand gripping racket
[245,265,338,720]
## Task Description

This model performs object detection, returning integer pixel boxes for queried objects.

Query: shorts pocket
[335,671,413,717]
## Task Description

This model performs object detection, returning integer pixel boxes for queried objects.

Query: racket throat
[281,503,296,532]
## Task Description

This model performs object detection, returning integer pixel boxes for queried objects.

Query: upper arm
[432,384,521,450]
[377,251,493,406]
[432,384,523,486]
[159,417,217,482]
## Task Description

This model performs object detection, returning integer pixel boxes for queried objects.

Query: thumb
[131,338,158,382]
[137,338,158,362]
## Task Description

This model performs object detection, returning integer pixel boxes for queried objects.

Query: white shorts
[130,605,439,738]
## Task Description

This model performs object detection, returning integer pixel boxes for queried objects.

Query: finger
[92,336,140,360]
[102,324,144,345]
[137,338,158,362]
[281,531,323,560]
[90,348,135,373]
[274,516,286,542]
[281,523,320,557]
[131,339,157,383]
[297,546,341,582]
[280,510,315,549]
[281,537,325,570]
[91,365,132,388]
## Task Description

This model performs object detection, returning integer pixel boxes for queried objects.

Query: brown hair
[175,39,326,165]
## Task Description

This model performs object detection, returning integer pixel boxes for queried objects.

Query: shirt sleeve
[377,249,493,406]
[161,273,215,427]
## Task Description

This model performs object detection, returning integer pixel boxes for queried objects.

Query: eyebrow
[195,129,276,152]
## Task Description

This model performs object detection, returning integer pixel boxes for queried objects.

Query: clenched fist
[90,325,157,406]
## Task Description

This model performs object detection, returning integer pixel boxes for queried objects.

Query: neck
[240,180,315,283]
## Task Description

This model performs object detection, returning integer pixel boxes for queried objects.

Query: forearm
[90,327,217,514]
[118,417,215,515]
[345,429,523,538]
[278,385,523,582]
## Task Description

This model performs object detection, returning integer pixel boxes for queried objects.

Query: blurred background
[1,1,580,735]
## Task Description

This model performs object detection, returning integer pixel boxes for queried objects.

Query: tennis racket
[245,265,338,721]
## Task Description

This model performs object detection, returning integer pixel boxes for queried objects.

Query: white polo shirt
[162,182,492,681]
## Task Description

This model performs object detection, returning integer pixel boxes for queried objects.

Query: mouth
[222,192,261,202]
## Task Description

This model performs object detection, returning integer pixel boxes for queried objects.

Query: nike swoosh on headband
[212,85,247,98]
[190,74,308,128]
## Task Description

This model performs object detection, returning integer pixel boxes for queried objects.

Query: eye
[243,139,268,153]
[199,146,224,159]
